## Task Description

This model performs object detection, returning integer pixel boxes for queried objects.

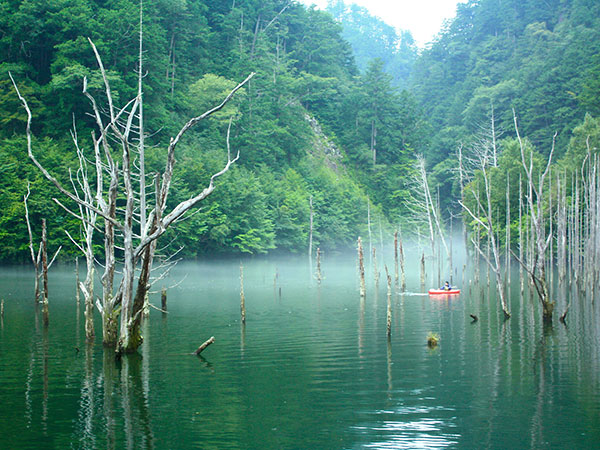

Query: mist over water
[1,240,599,449]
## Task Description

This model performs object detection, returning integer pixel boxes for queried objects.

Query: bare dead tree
[62,121,103,341]
[417,155,449,259]
[11,40,254,354]
[458,138,510,319]
[512,111,556,321]
[23,183,61,307]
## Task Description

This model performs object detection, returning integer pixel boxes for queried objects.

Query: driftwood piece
[194,336,215,355]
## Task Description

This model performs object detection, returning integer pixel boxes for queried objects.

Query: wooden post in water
[505,175,511,289]
[41,219,49,327]
[240,263,246,324]
[394,231,399,285]
[385,266,392,338]
[316,248,322,284]
[75,257,80,304]
[358,237,366,298]
[373,247,380,286]
[367,198,373,267]
[24,184,41,303]
[161,288,167,313]
[399,234,406,292]
[519,175,524,295]
[474,223,480,284]
[449,217,454,283]
[309,196,313,273]
[557,172,567,285]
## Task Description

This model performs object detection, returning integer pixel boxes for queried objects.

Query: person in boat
[441,281,451,291]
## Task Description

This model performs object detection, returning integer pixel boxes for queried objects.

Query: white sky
[299,0,465,47]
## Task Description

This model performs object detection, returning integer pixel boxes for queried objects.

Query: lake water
[1,252,599,449]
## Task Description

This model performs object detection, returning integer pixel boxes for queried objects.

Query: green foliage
[560,114,600,171]
[411,0,600,167]
[2,0,597,262]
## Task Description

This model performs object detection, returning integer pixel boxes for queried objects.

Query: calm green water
[0,254,599,449]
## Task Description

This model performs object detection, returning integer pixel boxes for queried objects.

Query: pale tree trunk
[240,263,246,324]
[385,266,392,338]
[394,231,399,285]
[373,247,379,286]
[399,233,406,292]
[316,248,322,284]
[41,219,49,326]
[24,185,61,321]
[417,156,449,259]
[308,195,313,265]
[505,175,511,289]
[358,237,366,298]
[24,183,41,303]
[367,197,372,266]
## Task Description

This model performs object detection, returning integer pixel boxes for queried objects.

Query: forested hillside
[0,0,428,261]
[410,0,600,203]
[1,0,599,263]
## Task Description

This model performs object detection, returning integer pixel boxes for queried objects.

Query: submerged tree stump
[385,266,392,338]
[161,288,167,312]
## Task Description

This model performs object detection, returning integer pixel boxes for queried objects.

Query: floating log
[194,336,215,355]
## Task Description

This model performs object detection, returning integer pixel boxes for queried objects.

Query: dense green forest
[1,0,599,263]
[411,0,600,202]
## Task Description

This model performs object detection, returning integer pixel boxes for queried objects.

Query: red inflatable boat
[428,288,461,295]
